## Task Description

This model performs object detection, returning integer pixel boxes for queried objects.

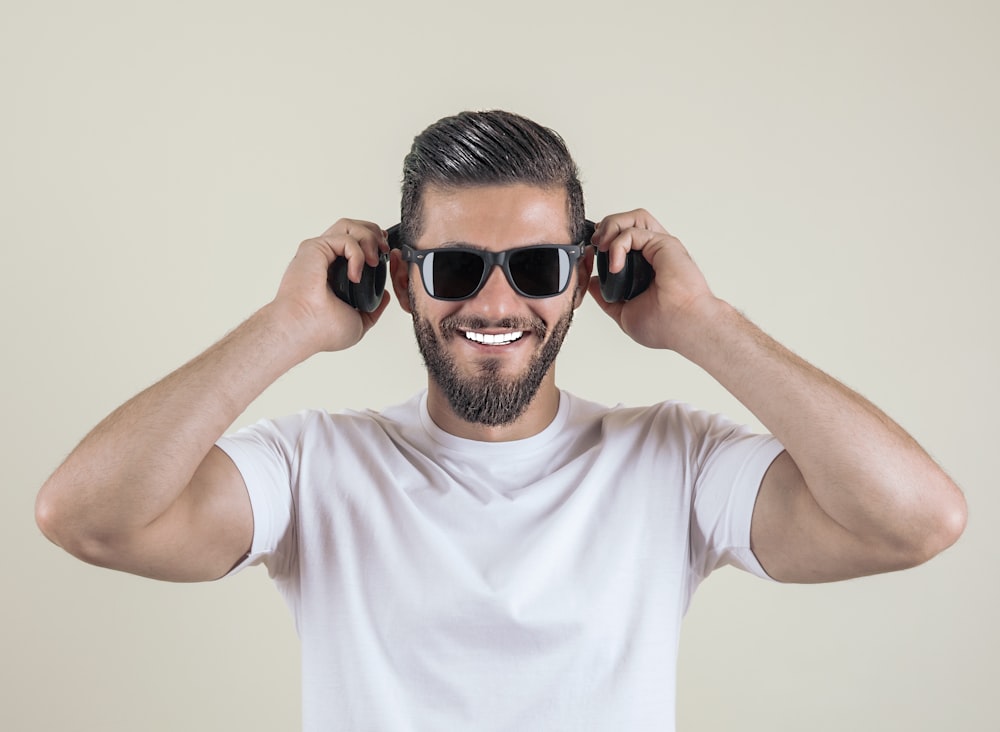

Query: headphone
[327,219,654,312]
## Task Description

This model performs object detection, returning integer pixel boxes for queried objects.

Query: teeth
[465,330,524,345]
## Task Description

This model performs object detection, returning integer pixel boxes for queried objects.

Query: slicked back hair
[400,110,585,247]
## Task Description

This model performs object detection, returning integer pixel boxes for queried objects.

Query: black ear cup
[596,248,655,303]
[386,224,402,250]
[587,218,655,302]
[327,224,401,312]
[327,254,388,313]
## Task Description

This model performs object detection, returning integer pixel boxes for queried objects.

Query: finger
[321,219,389,261]
[311,233,384,285]
[343,222,389,266]
[593,209,668,248]
[321,217,382,240]
[338,237,372,284]
[605,227,660,274]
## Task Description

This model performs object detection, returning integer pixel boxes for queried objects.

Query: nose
[471,262,521,317]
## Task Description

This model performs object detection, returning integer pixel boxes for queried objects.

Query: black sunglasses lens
[509,247,569,297]
[426,250,486,299]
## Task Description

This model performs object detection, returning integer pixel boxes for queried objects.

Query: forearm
[37,302,312,540]
[675,296,964,550]
[589,209,965,577]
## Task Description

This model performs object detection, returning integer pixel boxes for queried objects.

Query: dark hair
[400,110,585,246]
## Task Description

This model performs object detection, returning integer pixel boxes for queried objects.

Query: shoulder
[224,393,425,453]
[565,392,733,440]
[562,392,776,468]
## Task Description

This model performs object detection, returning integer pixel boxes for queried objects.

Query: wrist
[252,299,327,364]
[667,296,744,364]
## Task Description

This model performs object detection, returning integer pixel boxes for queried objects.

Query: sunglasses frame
[398,241,589,301]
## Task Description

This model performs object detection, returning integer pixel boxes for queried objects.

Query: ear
[389,250,413,314]
[573,246,595,309]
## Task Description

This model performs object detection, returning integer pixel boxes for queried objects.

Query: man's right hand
[272,218,393,354]
[35,219,393,582]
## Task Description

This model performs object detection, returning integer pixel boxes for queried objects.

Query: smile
[464,330,525,346]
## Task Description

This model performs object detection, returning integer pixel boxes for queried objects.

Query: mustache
[440,314,547,337]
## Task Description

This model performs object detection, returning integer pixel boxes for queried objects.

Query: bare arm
[35,220,391,582]
[671,300,966,582]
[589,210,967,583]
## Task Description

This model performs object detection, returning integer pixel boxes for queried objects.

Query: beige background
[3,0,997,729]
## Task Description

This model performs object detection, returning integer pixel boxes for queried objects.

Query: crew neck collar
[418,390,570,454]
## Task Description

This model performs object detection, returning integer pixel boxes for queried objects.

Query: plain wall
[3,1,997,729]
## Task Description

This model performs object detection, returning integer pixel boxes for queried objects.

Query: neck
[425,373,561,442]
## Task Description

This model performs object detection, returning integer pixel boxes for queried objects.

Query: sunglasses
[396,239,589,301]
[330,220,650,312]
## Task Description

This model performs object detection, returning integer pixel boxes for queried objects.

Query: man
[36,110,966,730]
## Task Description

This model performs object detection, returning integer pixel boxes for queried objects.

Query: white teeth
[465,330,524,345]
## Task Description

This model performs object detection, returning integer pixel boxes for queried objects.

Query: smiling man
[36,110,967,731]
[404,183,581,438]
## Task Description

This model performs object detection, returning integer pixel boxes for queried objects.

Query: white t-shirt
[218,390,784,731]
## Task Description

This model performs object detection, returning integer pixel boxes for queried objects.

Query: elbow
[35,480,68,549]
[902,477,968,568]
[35,479,113,566]
[928,485,968,556]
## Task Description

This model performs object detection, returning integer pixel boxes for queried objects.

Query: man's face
[392,183,589,427]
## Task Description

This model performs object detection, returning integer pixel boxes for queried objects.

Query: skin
[35,183,967,585]
[587,208,967,581]
[391,184,589,441]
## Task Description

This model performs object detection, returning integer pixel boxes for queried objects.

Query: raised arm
[588,210,967,583]
[35,220,391,582]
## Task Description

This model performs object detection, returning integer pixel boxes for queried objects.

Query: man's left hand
[587,209,716,352]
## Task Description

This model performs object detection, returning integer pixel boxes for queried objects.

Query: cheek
[541,294,577,325]
[409,284,462,328]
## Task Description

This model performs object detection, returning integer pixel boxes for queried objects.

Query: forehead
[417,183,571,249]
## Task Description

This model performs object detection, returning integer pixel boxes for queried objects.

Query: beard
[410,284,576,427]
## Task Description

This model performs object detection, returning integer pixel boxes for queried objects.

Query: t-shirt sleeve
[686,409,785,581]
[215,415,300,577]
